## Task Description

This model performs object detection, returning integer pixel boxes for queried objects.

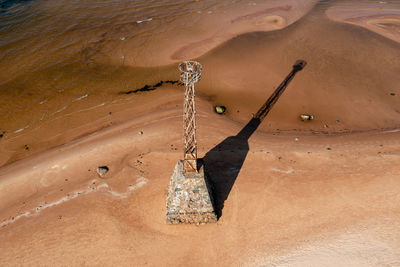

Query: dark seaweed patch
[120,80,182,95]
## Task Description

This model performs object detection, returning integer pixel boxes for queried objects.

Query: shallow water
[0,0,255,131]
[0,0,399,166]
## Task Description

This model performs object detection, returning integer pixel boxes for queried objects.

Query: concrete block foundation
[166,160,217,224]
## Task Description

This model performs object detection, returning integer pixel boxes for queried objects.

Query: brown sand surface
[2,2,400,167]
[326,1,400,43]
[2,0,400,168]
[94,0,317,67]
[1,99,400,265]
[1,1,400,265]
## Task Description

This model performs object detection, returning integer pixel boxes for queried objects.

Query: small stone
[120,36,126,41]
[295,137,299,141]
[336,120,340,123]
[24,145,29,151]
[139,131,143,135]
[215,106,226,114]
[300,114,314,121]
[96,166,109,177]
[390,93,395,96]
[324,124,329,128]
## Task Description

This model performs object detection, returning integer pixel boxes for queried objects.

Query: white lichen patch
[269,167,294,174]
[0,177,148,228]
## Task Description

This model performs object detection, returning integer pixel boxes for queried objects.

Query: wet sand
[1,1,400,167]
[1,0,400,265]
[0,0,318,166]
[326,0,400,43]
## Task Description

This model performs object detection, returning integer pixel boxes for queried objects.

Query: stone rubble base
[166,160,217,224]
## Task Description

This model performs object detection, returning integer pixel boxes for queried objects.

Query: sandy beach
[1,0,400,265]
[1,98,400,265]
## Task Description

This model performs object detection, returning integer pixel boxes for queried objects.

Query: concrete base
[166,160,217,224]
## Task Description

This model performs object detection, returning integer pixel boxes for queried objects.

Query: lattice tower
[179,61,202,173]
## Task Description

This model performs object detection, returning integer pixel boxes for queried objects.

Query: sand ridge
[326,1,400,43]
[97,0,318,67]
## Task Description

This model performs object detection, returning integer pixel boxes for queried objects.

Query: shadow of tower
[201,60,307,218]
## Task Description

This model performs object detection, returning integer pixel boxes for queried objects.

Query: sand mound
[326,2,400,43]
[195,10,400,134]
[95,0,317,67]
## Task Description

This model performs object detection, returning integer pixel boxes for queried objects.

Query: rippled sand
[1,0,400,266]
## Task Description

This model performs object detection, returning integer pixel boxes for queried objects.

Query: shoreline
[1,1,400,167]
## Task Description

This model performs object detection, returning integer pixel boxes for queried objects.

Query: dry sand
[1,0,400,266]
[1,98,400,265]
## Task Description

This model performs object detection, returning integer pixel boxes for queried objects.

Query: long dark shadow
[201,60,307,218]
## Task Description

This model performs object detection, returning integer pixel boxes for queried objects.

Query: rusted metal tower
[179,61,202,173]
[165,61,217,224]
